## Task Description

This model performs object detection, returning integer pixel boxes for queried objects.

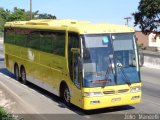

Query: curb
[0,76,38,114]
[0,74,48,120]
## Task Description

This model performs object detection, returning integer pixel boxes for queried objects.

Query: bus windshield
[82,33,140,87]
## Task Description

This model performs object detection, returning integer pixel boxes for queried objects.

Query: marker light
[83,92,103,97]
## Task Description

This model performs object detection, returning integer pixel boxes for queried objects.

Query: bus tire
[60,83,71,106]
[20,66,27,84]
[63,86,71,106]
[14,64,20,81]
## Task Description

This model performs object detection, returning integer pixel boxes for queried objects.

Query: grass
[0,107,15,120]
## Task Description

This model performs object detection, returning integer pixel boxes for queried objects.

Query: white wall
[149,33,160,50]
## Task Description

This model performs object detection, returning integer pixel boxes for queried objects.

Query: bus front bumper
[83,92,141,110]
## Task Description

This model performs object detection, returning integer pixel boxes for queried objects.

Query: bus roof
[4,19,135,34]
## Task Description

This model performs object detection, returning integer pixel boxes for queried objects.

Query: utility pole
[124,17,131,26]
[30,0,32,20]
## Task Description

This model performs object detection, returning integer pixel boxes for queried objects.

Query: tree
[0,7,56,33]
[0,17,5,32]
[7,7,39,21]
[7,7,29,21]
[133,0,160,34]
[36,13,56,19]
[0,7,9,32]
[0,7,10,20]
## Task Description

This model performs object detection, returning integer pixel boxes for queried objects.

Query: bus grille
[118,89,129,93]
[103,89,129,95]
[103,90,115,95]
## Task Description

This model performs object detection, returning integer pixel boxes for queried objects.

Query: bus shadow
[68,104,135,116]
[24,81,135,115]
[0,67,135,115]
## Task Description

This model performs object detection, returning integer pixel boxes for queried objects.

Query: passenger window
[4,28,15,44]
[28,31,40,50]
[52,32,65,56]
[40,31,53,53]
[15,28,28,47]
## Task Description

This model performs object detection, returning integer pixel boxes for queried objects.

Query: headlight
[130,86,141,93]
[83,92,103,97]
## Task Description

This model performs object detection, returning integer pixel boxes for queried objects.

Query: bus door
[71,51,83,107]
[68,32,83,108]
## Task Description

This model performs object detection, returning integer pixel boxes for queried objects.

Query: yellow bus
[4,19,141,110]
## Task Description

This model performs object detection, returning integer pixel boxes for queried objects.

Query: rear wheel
[20,67,27,84]
[14,64,20,81]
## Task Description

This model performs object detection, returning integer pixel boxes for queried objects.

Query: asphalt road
[0,42,160,120]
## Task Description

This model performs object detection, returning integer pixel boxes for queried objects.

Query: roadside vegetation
[0,107,15,120]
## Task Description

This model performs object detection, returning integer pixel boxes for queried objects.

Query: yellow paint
[4,19,141,110]
[4,19,134,34]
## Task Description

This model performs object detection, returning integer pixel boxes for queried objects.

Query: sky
[0,0,140,28]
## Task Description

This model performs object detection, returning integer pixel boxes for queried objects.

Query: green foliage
[0,17,5,32]
[0,7,10,20]
[0,7,8,32]
[0,107,15,120]
[0,7,56,32]
[133,0,160,34]
[36,13,56,19]
[7,7,31,21]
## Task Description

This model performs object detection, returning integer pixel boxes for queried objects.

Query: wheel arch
[14,62,19,68]
[20,65,25,71]
[14,62,19,72]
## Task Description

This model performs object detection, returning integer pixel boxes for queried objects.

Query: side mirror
[71,48,80,54]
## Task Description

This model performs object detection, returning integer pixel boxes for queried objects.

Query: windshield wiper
[114,54,131,86]
[104,55,115,84]
[105,66,111,80]
[118,66,131,85]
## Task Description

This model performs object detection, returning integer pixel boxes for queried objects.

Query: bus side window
[52,32,65,56]
[40,31,53,53]
[28,31,40,50]
[4,27,15,44]
[15,28,28,47]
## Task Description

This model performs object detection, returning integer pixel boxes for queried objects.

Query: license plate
[111,98,121,102]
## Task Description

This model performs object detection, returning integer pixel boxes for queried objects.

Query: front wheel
[63,86,71,106]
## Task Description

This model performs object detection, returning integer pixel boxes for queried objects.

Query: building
[135,31,160,51]
[148,32,160,51]
[135,31,149,48]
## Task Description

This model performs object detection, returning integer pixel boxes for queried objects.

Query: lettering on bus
[28,48,35,61]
